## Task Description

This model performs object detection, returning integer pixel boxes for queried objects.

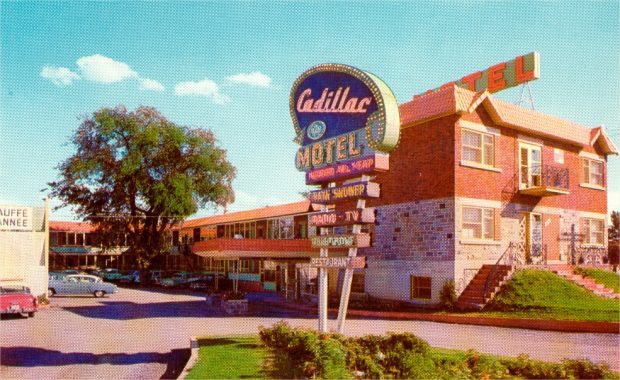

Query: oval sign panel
[290,64,400,183]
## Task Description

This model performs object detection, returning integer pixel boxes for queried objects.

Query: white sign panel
[0,205,33,231]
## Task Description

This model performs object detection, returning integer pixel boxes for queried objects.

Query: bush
[439,280,458,311]
[259,323,617,379]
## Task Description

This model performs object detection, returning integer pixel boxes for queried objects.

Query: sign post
[290,64,400,333]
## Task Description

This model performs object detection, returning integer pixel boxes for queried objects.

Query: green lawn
[574,267,620,293]
[186,336,271,379]
[482,269,620,322]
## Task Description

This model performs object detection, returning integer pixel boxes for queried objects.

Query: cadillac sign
[291,64,400,184]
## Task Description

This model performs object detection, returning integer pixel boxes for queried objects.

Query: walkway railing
[483,242,519,300]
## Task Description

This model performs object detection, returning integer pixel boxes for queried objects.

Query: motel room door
[524,212,543,264]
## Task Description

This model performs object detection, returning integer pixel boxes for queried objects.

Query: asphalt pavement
[1,286,618,379]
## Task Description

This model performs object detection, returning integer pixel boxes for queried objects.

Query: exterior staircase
[550,265,620,299]
[456,264,514,310]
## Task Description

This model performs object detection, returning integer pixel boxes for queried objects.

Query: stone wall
[363,198,455,261]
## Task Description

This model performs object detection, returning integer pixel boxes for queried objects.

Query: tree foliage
[49,105,236,269]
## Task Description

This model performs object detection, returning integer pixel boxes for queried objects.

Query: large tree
[49,105,236,271]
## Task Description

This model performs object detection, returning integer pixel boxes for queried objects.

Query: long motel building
[171,85,617,305]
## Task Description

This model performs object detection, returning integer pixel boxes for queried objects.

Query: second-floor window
[462,129,495,166]
[582,158,604,187]
[462,206,495,240]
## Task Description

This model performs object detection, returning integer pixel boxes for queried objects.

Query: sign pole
[318,198,329,332]
[336,177,368,333]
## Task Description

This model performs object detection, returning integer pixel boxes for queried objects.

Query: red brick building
[176,84,616,305]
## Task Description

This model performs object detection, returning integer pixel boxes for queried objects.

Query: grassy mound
[484,269,620,321]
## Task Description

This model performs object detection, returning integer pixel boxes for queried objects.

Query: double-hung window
[583,218,605,245]
[410,276,432,300]
[582,158,604,187]
[462,129,495,166]
[462,206,494,240]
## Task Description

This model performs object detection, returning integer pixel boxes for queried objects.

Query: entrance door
[526,213,543,263]
[519,143,542,188]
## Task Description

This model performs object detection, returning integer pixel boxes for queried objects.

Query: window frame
[410,276,432,300]
[461,129,495,167]
[462,206,495,240]
[583,218,605,246]
[581,158,604,188]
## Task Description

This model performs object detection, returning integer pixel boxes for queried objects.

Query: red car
[0,286,38,318]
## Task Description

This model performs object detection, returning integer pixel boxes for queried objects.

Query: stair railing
[483,242,518,300]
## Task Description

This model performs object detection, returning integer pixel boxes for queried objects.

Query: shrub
[439,280,458,311]
[500,354,565,379]
[562,358,613,379]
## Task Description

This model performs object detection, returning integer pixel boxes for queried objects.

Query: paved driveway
[1,287,618,379]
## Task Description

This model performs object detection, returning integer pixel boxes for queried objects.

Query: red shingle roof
[400,84,603,148]
[49,221,94,233]
[178,201,316,229]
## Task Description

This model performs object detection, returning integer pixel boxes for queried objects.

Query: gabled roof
[178,200,317,229]
[590,126,619,155]
[49,221,94,233]
[400,84,600,149]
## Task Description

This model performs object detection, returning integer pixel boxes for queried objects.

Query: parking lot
[2,286,619,379]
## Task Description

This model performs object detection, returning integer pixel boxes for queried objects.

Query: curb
[177,337,199,380]
[262,299,620,334]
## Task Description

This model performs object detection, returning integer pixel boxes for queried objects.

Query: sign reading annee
[291,64,400,184]
[0,205,32,231]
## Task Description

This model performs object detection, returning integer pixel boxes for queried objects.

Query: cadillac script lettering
[296,87,373,114]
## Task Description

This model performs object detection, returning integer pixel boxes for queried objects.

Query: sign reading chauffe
[291,64,401,184]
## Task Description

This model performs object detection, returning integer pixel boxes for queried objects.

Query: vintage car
[160,272,202,288]
[48,274,118,298]
[99,268,124,282]
[119,270,140,284]
[0,286,38,317]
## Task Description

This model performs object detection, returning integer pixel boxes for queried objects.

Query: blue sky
[1,1,618,220]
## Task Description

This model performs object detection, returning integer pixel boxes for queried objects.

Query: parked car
[99,268,123,282]
[48,274,118,298]
[147,270,164,285]
[160,272,202,288]
[0,286,37,317]
[119,270,140,284]
[186,274,224,291]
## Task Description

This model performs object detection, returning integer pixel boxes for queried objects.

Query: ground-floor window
[583,218,605,245]
[410,275,432,300]
[462,206,494,240]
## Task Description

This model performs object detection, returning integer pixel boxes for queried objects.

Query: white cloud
[226,71,272,88]
[40,66,81,86]
[139,78,165,92]
[174,78,230,104]
[76,54,138,83]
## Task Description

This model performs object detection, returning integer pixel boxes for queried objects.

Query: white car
[48,274,118,298]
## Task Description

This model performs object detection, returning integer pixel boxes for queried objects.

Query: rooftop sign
[291,64,400,183]
[414,52,540,100]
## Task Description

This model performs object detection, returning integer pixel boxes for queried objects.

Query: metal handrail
[483,242,518,299]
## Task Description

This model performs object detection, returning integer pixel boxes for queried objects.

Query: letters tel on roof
[291,64,400,184]
[414,52,540,100]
